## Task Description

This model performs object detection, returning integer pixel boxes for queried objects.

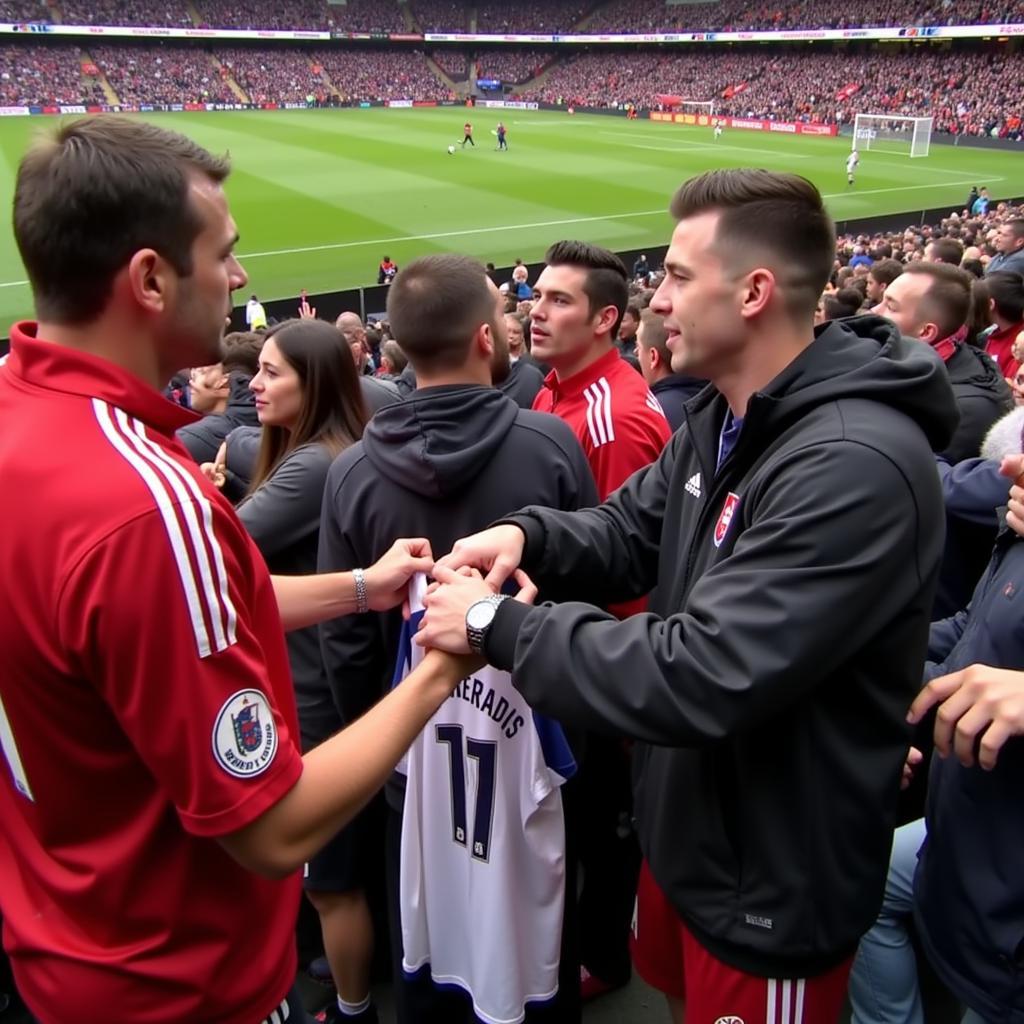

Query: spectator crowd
[520,48,1024,139]
[310,47,452,103]
[588,0,1024,32]
[426,47,469,80]
[5,111,1024,1024]
[475,48,554,84]
[216,46,323,105]
[6,0,1024,32]
[0,42,104,106]
[91,44,234,105]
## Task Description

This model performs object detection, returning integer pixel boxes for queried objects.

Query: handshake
[364,524,537,656]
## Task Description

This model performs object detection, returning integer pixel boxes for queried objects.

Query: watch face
[466,599,496,631]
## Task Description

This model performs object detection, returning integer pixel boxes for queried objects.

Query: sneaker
[314,1004,378,1024]
[579,965,625,1003]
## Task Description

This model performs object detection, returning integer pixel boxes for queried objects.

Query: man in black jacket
[873,260,1012,616]
[635,307,706,431]
[176,331,261,463]
[872,260,1011,463]
[418,169,959,1024]
[318,253,597,1023]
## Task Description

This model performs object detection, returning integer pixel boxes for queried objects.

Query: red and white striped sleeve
[57,401,303,838]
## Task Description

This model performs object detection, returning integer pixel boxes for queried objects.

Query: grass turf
[0,106,1020,327]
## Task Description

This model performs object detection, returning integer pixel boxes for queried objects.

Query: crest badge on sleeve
[713,492,741,548]
[212,689,277,778]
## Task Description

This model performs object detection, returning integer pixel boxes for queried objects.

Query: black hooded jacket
[317,385,598,774]
[176,373,259,464]
[941,342,1012,463]
[481,317,960,978]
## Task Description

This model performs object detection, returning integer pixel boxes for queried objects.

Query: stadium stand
[194,0,405,32]
[428,48,470,80]
[0,42,105,106]
[410,0,470,33]
[9,0,1024,31]
[310,47,452,103]
[475,49,555,84]
[91,44,235,105]
[58,0,192,26]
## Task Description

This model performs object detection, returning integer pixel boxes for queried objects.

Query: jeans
[848,818,927,1024]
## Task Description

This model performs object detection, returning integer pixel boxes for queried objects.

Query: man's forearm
[220,649,472,876]
[271,572,358,631]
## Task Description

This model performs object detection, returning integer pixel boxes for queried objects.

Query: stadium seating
[474,0,592,33]
[194,0,404,32]
[475,49,554,85]
[518,49,1024,139]
[58,0,192,27]
[585,0,1024,33]
[216,47,324,105]
[91,44,234,105]
[9,0,1024,32]
[2,38,1021,141]
[411,0,470,33]
[309,48,451,103]
[428,48,470,80]
[0,42,104,106]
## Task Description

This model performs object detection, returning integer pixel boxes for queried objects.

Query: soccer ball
[447,144,456,154]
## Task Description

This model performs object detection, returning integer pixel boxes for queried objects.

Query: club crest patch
[212,689,277,778]
[714,492,741,548]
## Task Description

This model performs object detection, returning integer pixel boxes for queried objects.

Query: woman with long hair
[230,318,378,1023]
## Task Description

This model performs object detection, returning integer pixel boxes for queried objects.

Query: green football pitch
[0,106,1020,328]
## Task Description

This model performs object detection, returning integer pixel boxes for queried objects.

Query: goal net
[655,95,716,117]
[678,99,716,117]
[852,114,933,158]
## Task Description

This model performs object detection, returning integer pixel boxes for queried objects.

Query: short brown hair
[638,308,671,365]
[1003,218,1024,243]
[926,237,965,265]
[14,115,229,324]
[220,331,263,377]
[869,258,904,287]
[380,338,408,374]
[544,240,629,337]
[669,168,834,318]
[386,254,496,372]
[903,262,972,339]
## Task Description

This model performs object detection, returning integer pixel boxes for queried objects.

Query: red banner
[647,111,836,136]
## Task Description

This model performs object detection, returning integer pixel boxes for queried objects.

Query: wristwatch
[466,594,510,655]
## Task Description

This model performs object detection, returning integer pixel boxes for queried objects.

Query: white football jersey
[395,576,576,1024]
[847,153,859,172]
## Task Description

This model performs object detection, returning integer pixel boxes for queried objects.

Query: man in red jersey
[0,115,512,1024]
[530,240,671,501]
[529,239,671,1000]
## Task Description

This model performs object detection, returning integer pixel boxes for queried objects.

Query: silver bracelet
[352,567,368,614]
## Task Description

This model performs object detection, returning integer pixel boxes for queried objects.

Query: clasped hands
[362,525,534,656]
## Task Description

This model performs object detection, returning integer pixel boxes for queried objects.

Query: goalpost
[852,114,933,158]
[678,99,716,118]
[655,95,716,119]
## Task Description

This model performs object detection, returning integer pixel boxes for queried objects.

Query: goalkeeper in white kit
[847,149,859,186]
